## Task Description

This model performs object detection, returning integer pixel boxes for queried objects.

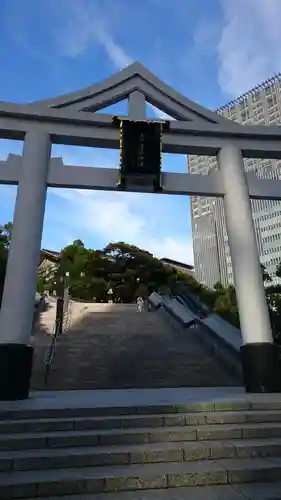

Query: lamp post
[44,276,49,296]
[108,288,113,304]
[63,271,70,316]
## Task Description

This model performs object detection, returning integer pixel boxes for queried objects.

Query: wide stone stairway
[1,397,281,498]
[2,303,281,498]
[31,302,239,391]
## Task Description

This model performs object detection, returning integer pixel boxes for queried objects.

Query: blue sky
[1,0,281,264]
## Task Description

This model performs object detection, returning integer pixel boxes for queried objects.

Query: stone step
[23,482,281,500]
[1,438,281,472]
[2,399,281,422]
[0,401,252,421]
[37,376,239,391]
[0,457,281,498]
[2,423,281,451]
[1,409,281,434]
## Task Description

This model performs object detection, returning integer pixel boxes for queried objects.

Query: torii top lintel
[26,61,236,128]
[1,62,281,158]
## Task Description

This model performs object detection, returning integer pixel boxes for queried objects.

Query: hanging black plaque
[113,118,169,191]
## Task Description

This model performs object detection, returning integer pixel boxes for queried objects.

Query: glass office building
[189,74,281,288]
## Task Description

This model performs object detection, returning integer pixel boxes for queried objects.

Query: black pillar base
[0,344,33,400]
[240,342,281,393]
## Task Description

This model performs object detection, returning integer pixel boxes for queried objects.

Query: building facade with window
[189,74,281,288]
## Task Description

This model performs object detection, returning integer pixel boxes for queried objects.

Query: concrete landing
[1,386,281,413]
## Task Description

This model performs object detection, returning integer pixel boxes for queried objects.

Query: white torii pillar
[0,131,51,400]
[218,144,280,392]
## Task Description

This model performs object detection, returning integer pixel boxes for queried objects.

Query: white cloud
[48,144,193,264]
[52,0,173,120]
[0,3,194,266]
[50,188,194,265]
[148,235,194,265]
[218,0,281,96]
[52,188,145,242]
[0,145,194,266]
[54,0,132,68]
[94,24,132,69]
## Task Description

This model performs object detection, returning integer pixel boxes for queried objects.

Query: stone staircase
[1,399,281,498]
[31,302,240,390]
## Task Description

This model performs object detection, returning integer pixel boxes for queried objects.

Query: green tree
[104,242,171,298]
[0,221,13,304]
[0,222,12,249]
[73,239,84,248]
[135,283,149,298]
[214,281,224,292]
[261,263,272,284]
[276,261,281,280]
[0,245,8,303]
[36,276,45,294]
[35,235,281,336]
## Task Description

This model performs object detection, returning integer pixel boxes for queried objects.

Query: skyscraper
[189,74,281,288]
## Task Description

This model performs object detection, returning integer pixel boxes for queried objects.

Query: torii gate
[0,62,281,400]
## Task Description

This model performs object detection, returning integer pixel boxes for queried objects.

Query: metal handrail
[174,282,210,318]
[44,302,71,386]
[44,317,61,386]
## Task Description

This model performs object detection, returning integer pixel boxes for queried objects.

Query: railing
[44,301,72,386]
[149,290,243,380]
[44,316,61,386]
[62,300,72,331]
[175,283,210,318]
